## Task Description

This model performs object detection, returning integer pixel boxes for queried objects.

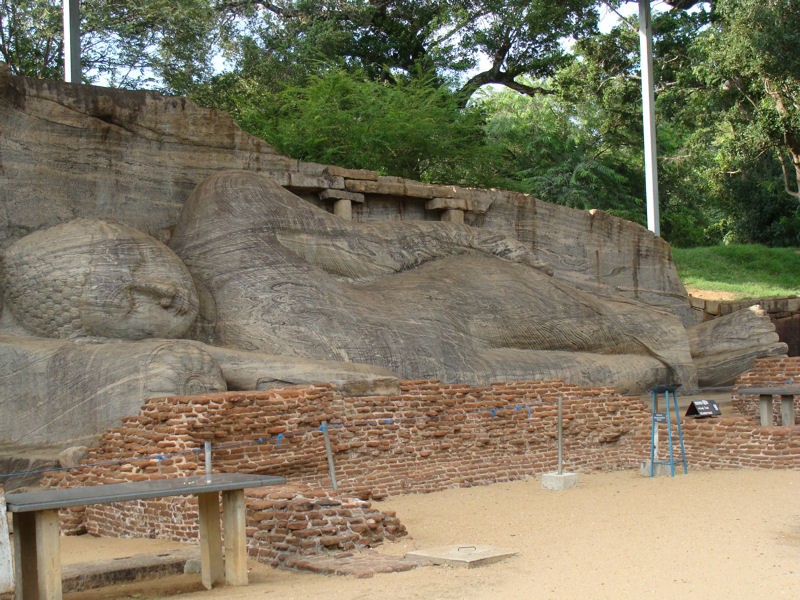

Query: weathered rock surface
[204,346,399,396]
[169,170,697,391]
[0,63,294,247]
[0,336,226,446]
[0,331,398,447]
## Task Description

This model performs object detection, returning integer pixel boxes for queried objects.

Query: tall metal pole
[638,0,660,236]
[62,0,81,83]
[557,396,563,476]
[321,421,338,491]
[204,441,213,483]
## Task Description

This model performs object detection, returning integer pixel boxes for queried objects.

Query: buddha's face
[80,235,199,339]
[2,219,199,340]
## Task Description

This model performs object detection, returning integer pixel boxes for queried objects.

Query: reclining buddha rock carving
[169,170,699,391]
[0,218,398,446]
[0,171,784,449]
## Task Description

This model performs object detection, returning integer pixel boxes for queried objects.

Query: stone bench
[3,473,284,599]
[737,385,799,426]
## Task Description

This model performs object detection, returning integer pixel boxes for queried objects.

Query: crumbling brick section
[76,483,406,568]
[247,484,405,567]
[43,376,799,567]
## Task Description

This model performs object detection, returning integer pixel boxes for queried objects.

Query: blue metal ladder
[649,384,688,476]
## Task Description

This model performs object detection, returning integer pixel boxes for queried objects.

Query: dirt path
[63,469,800,600]
[685,287,742,301]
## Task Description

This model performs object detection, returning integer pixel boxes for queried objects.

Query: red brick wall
[680,418,799,468]
[46,376,799,564]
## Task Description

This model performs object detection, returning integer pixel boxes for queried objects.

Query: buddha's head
[1,219,198,339]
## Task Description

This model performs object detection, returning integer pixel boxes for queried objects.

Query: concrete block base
[405,545,516,568]
[639,460,673,477]
[541,472,578,490]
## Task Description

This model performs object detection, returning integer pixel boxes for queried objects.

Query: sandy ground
[59,469,800,600]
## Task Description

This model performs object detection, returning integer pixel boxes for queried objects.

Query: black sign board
[685,399,721,418]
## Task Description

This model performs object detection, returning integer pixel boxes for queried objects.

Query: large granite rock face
[0,62,691,323]
[0,63,787,450]
[0,64,293,246]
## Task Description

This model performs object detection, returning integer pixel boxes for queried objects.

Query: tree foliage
[478,85,644,221]
[1,0,219,90]
[685,0,800,244]
[704,0,800,199]
[237,67,499,183]
[2,1,605,96]
[0,0,63,79]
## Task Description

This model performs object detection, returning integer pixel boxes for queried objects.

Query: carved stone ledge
[320,189,365,204]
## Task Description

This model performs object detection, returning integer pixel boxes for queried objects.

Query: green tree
[0,0,63,79]
[1,0,218,92]
[456,0,601,101]
[237,67,499,184]
[548,5,720,243]
[704,0,800,202]
[1,1,607,98]
[478,85,643,220]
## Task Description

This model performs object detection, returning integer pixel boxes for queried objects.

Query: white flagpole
[63,0,81,82]
[638,0,660,236]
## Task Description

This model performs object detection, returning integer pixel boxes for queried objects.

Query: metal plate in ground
[405,545,516,568]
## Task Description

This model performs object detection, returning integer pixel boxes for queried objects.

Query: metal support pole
[321,421,338,491]
[0,489,12,596]
[557,396,563,476]
[665,388,675,476]
[650,389,658,477]
[638,0,660,236]
[62,0,81,83]
[204,441,212,483]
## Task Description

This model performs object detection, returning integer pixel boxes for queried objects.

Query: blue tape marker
[319,423,328,432]
[385,418,393,424]
[491,408,497,417]
[276,433,284,448]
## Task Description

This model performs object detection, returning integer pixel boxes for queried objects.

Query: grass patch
[672,245,800,299]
